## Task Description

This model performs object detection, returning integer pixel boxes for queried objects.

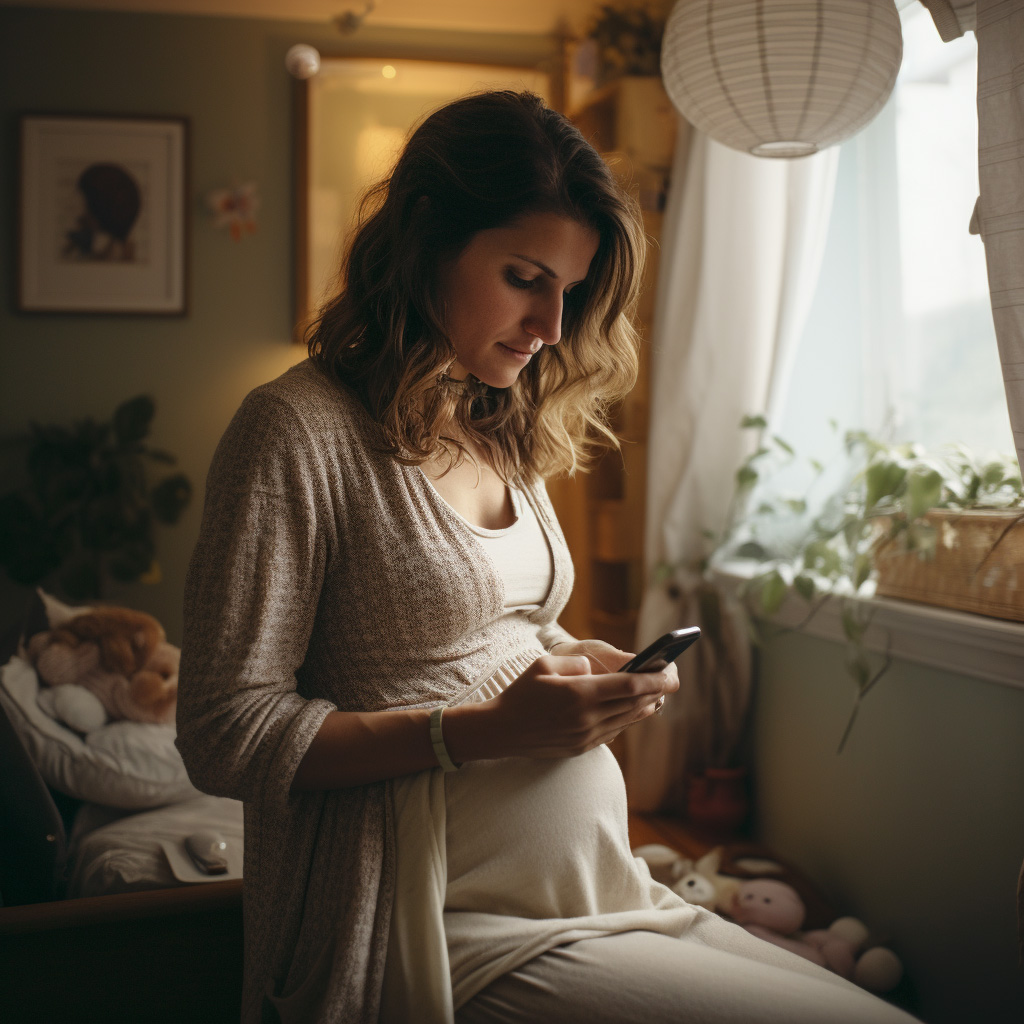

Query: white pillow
[0,655,201,810]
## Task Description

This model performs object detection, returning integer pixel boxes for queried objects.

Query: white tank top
[462,487,554,611]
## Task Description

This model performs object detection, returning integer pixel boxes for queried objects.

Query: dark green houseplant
[587,3,666,84]
[0,396,191,600]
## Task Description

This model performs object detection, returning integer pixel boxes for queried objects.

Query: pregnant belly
[444,745,639,919]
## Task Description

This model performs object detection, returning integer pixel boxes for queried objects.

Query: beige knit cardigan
[176,360,575,1024]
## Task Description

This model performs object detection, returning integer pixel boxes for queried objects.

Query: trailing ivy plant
[0,395,192,601]
[659,416,1024,751]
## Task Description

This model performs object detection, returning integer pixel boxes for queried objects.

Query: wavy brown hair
[307,90,646,483]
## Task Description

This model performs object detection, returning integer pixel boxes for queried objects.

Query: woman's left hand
[550,639,632,674]
[551,640,680,686]
[550,638,680,717]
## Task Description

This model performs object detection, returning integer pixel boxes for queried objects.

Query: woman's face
[439,211,600,389]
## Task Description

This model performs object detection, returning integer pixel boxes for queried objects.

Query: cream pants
[456,924,920,1024]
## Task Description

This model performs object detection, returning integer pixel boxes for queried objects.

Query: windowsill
[711,561,1024,691]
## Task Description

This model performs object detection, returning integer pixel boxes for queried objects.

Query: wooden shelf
[590,608,639,628]
[570,77,677,172]
[591,499,644,561]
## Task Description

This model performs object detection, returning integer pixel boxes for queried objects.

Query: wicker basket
[873,509,1024,622]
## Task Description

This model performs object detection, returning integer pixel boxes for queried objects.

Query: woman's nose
[524,293,563,346]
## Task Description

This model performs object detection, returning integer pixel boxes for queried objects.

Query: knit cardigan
[176,360,575,1024]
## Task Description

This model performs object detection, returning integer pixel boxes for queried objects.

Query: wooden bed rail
[0,880,243,1023]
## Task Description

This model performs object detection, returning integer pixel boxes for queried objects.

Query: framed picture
[18,114,188,315]
[293,56,551,341]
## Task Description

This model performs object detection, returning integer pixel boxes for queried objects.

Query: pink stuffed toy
[729,878,903,993]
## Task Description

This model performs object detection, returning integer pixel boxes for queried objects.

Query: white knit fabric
[920,0,977,41]
[975,0,1024,475]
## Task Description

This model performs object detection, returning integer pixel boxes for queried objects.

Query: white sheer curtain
[622,125,839,813]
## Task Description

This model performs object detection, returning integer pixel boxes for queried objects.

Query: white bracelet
[429,706,459,772]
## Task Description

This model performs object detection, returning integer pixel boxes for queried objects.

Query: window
[776,3,1010,461]
[719,6,1024,680]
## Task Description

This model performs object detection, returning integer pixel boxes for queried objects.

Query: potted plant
[0,395,192,601]
[661,417,1024,750]
[586,3,666,85]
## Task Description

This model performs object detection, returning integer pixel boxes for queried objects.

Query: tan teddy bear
[27,604,179,726]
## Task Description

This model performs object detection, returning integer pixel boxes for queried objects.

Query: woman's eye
[505,269,535,290]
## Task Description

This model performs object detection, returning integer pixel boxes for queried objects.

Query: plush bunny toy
[633,845,741,911]
[729,878,904,993]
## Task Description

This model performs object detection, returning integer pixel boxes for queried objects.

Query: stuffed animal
[729,878,903,993]
[633,845,740,911]
[673,848,742,911]
[27,603,179,727]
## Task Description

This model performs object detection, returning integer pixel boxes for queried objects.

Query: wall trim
[712,563,1024,691]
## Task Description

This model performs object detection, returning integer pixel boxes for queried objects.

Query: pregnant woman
[176,91,918,1024]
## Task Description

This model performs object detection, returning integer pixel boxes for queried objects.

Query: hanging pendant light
[661,0,903,158]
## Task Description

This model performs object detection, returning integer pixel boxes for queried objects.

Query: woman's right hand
[451,653,679,761]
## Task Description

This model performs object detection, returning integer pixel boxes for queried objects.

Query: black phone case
[622,628,701,672]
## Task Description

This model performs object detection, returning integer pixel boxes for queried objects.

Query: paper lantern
[661,0,903,157]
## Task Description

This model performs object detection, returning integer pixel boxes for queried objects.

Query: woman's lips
[498,343,536,361]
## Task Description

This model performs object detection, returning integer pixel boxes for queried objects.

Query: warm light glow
[381,65,397,79]
[355,124,406,183]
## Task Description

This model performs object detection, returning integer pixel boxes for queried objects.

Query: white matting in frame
[18,115,187,314]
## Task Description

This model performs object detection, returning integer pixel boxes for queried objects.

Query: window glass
[891,8,1009,453]
[776,6,1010,464]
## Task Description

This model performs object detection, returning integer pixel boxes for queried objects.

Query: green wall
[752,630,1024,1023]
[0,6,553,642]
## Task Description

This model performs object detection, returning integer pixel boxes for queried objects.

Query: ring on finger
[654,696,665,713]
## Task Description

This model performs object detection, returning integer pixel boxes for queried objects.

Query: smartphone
[620,627,701,673]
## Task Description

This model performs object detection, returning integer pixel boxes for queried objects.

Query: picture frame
[18,114,188,315]
[293,56,552,342]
